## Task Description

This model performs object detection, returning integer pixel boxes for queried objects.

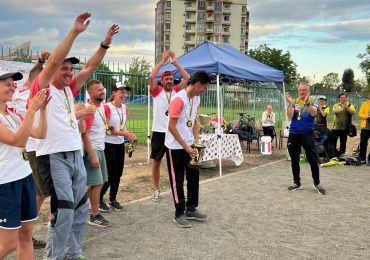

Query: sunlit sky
[0,0,369,82]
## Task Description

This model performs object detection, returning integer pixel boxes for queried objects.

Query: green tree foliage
[341,68,354,92]
[321,72,340,90]
[357,44,370,86]
[124,57,152,94]
[248,44,298,85]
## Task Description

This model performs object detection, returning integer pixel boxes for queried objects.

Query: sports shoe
[32,237,46,249]
[88,214,112,228]
[314,184,326,195]
[288,183,302,191]
[109,200,125,211]
[185,210,208,221]
[360,160,366,165]
[152,189,160,202]
[173,215,191,228]
[99,200,111,212]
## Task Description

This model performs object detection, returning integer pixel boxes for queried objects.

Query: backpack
[338,154,362,166]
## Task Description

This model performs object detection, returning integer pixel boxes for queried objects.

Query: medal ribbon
[96,106,110,131]
[115,105,125,130]
[63,88,76,129]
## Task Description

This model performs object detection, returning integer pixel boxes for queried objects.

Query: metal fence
[1,56,367,144]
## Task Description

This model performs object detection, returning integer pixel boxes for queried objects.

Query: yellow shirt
[358,100,370,129]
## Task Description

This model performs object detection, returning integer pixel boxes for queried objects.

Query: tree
[357,44,370,86]
[321,72,340,90]
[248,44,298,85]
[125,57,152,94]
[341,68,354,92]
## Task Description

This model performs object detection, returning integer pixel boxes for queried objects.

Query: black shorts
[150,132,167,161]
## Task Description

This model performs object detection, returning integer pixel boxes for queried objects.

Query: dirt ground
[36,131,361,223]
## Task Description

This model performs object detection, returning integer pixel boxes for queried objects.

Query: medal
[106,129,112,135]
[187,119,192,127]
[70,120,77,130]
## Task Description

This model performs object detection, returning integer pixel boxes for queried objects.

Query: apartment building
[155,0,249,63]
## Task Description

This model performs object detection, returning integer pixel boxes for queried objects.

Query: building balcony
[184,40,196,46]
[206,17,214,22]
[206,5,215,11]
[222,31,230,36]
[205,28,214,34]
[222,9,231,14]
[222,20,231,25]
[185,17,197,23]
[185,6,197,12]
[185,29,196,34]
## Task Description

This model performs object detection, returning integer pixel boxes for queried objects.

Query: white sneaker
[152,189,160,202]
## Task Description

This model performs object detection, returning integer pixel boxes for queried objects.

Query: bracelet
[100,42,110,49]
[38,57,45,63]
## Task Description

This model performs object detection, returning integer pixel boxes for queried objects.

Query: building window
[224,15,230,21]
[186,24,192,30]
[186,13,192,19]
[185,1,192,7]
[165,34,170,41]
[197,23,204,31]
[240,39,245,45]
[185,34,191,41]
[198,1,205,10]
[165,1,171,8]
[165,23,171,30]
[223,37,229,44]
[241,27,245,34]
[242,5,247,12]
[214,13,221,21]
[223,3,230,10]
[215,2,222,10]
[241,17,246,24]
[223,26,229,32]
[214,24,221,33]
[198,12,205,21]
[197,35,204,42]
[165,12,171,20]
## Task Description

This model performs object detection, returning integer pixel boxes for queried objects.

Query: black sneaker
[314,184,326,195]
[288,183,302,191]
[99,200,111,212]
[88,214,112,228]
[173,215,191,228]
[185,210,208,221]
[109,200,125,211]
[32,237,46,249]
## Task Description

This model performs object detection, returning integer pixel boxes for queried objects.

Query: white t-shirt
[261,111,275,127]
[85,103,106,150]
[0,111,32,184]
[105,102,128,145]
[31,76,82,156]
[165,89,200,150]
[12,83,37,152]
[151,85,179,133]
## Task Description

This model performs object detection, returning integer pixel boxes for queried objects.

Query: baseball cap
[0,72,23,81]
[112,82,132,92]
[318,95,326,100]
[63,57,80,64]
[160,71,174,80]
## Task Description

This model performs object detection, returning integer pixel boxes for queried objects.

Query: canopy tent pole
[147,85,151,164]
[282,82,289,125]
[216,74,223,177]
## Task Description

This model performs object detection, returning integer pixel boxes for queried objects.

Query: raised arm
[75,24,119,90]
[148,51,170,92]
[169,51,190,90]
[37,12,91,90]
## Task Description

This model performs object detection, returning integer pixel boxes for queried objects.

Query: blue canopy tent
[150,41,285,176]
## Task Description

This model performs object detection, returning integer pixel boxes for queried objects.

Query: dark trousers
[331,129,348,154]
[262,126,275,141]
[166,149,199,217]
[288,132,320,186]
[101,142,125,202]
[359,129,370,161]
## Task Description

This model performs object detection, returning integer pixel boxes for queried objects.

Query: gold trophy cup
[125,139,138,158]
[188,142,206,169]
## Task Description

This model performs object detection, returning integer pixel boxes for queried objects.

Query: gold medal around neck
[70,120,77,130]
[187,119,192,127]
[106,129,112,135]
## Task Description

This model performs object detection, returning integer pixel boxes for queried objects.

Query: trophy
[125,139,137,158]
[188,142,206,169]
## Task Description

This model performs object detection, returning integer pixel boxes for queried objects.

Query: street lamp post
[312,72,318,94]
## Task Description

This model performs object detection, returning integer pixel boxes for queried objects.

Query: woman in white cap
[0,72,49,259]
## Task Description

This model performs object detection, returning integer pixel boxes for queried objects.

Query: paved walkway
[32,160,370,260]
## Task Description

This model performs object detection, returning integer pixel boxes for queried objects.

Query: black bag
[338,154,362,166]
[348,123,357,137]
[347,105,357,137]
